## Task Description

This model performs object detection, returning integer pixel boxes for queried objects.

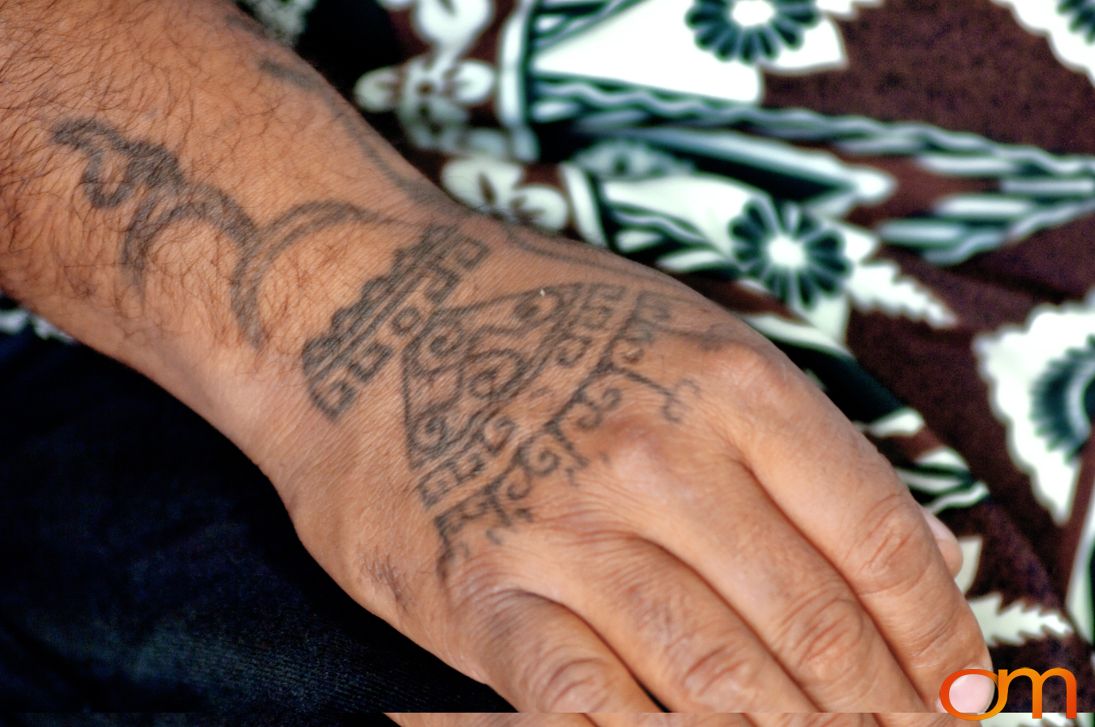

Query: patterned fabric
[10,0,1095,717]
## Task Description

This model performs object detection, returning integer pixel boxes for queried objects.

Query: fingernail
[936,670,996,715]
[920,505,959,549]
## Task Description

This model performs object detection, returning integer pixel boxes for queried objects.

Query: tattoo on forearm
[52,117,398,346]
[52,118,257,282]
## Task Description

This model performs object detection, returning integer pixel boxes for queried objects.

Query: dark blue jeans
[0,331,509,712]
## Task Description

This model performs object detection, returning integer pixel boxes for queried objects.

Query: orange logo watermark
[939,668,1077,720]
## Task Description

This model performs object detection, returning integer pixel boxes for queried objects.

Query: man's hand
[0,0,989,718]
[276,217,987,718]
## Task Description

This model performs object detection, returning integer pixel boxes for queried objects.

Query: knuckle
[535,496,621,544]
[708,340,810,437]
[529,653,616,712]
[675,641,765,708]
[595,414,670,483]
[852,492,929,595]
[443,548,516,614]
[785,592,870,685]
[712,340,790,399]
[904,595,986,672]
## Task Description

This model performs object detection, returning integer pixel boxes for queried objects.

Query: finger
[721,350,991,710]
[638,462,922,713]
[552,535,816,712]
[470,590,660,716]
[918,506,962,577]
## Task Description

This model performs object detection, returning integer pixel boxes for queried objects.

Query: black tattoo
[301,224,489,418]
[423,290,700,574]
[51,40,724,579]
[52,118,257,281]
[302,234,704,574]
[249,50,722,569]
[52,117,402,345]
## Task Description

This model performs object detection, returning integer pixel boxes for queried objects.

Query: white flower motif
[377,0,492,54]
[354,55,494,152]
[974,300,1095,524]
[532,0,880,105]
[442,157,569,231]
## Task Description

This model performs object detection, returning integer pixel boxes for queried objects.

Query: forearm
[0,0,477,469]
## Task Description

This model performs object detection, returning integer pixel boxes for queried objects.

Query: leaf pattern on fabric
[523,0,879,107]
[975,301,1095,524]
[1032,335,1095,459]
[956,537,1075,650]
[971,593,1075,648]
[995,0,1095,87]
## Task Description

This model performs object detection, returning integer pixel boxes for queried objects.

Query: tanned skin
[0,1,986,722]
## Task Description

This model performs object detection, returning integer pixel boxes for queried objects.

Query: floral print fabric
[0,0,1062,717]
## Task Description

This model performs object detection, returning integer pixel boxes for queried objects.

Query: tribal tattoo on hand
[51,107,720,575]
[302,244,708,574]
